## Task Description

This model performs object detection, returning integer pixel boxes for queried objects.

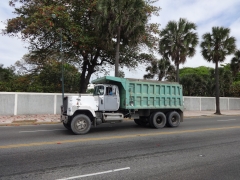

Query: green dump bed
[92,76,184,111]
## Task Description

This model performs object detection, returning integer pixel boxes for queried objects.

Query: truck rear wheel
[71,114,91,135]
[150,112,166,128]
[167,111,180,127]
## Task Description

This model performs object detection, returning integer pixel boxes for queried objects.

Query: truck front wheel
[150,112,166,128]
[71,114,91,135]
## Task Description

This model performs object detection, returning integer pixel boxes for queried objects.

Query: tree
[0,64,16,91]
[143,58,175,81]
[230,81,240,97]
[3,0,160,92]
[0,64,15,82]
[180,73,208,96]
[159,18,199,82]
[179,66,213,96]
[0,55,81,93]
[200,27,236,115]
[96,0,159,77]
[219,64,233,97]
[230,50,240,81]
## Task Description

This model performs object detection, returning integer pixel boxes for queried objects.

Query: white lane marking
[217,119,236,122]
[56,167,130,180]
[19,129,67,133]
[113,167,130,172]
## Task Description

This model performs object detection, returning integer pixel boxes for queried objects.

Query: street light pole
[52,14,64,106]
[60,29,64,106]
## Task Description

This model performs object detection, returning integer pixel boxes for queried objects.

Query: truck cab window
[106,87,114,95]
[93,86,104,95]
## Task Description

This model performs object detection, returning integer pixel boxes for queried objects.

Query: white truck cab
[61,84,123,135]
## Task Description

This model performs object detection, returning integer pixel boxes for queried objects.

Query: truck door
[93,85,105,111]
[104,86,118,111]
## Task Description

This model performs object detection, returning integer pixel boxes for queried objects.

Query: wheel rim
[171,115,179,125]
[171,116,177,123]
[75,119,87,131]
[156,116,163,125]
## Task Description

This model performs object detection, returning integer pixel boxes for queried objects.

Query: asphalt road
[0,116,240,180]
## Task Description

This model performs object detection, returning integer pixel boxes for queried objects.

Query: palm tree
[200,27,236,115]
[143,58,175,81]
[230,50,240,79]
[159,18,199,82]
[96,0,147,77]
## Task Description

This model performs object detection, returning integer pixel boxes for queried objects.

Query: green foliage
[230,50,240,79]
[179,65,236,97]
[0,64,15,82]
[180,73,209,96]
[180,66,212,77]
[0,61,80,93]
[180,66,213,96]
[230,81,240,97]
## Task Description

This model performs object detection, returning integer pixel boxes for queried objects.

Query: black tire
[71,114,91,135]
[149,113,155,128]
[63,122,71,131]
[167,111,180,127]
[151,112,166,129]
[139,117,149,126]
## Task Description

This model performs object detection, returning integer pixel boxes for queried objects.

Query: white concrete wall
[0,92,79,115]
[183,96,240,111]
[0,92,239,115]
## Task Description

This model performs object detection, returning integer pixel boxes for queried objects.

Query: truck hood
[67,95,98,116]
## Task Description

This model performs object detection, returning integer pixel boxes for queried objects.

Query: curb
[184,114,240,118]
[0,121,61,126]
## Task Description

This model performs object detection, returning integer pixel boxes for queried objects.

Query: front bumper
[61,115,69,124]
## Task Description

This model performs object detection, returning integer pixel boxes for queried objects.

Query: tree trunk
[79,61,88,93]
[215,61,221,115]
[176,63,179,82]
[79,61,95,93]
[79,49,100,93]
[115,26,121,77]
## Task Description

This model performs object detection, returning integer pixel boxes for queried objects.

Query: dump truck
[61,76,184,134]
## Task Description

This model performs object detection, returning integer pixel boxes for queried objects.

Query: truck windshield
[93,85,104,95]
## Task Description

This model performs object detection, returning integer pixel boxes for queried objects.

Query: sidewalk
[184,110,240,117]
[0,110,240,126]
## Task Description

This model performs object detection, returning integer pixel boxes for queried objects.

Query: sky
[1,0,240,79]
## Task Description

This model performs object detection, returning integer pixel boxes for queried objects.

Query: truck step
[103,113,124,121]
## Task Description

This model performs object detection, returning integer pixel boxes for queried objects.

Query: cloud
[230,17,240,48]
[0,1,28,67]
